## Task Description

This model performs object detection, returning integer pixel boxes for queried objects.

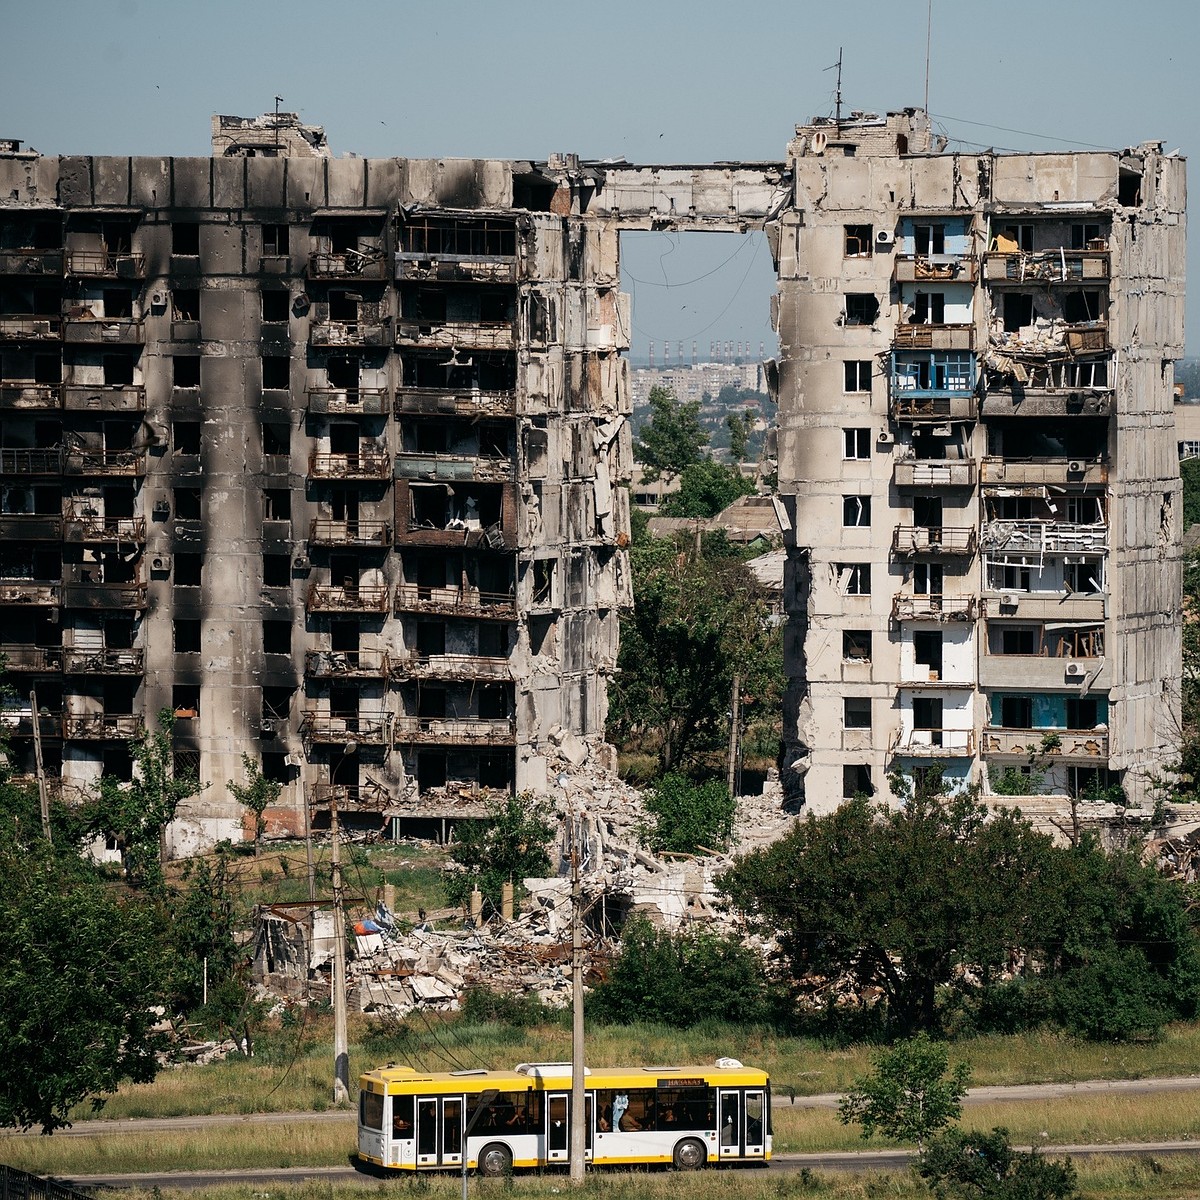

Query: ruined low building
[0,108,1184,849]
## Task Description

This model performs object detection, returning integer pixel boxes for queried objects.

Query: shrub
[642,773,736,855]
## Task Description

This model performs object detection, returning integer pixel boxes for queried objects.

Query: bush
[590,915,775,1027]
[642,773,735,855]
[461,985,556,1028]
[919,1127,1078,1199]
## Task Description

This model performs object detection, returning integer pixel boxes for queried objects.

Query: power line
[929,111,1114,152]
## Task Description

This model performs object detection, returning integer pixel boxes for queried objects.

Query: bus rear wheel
[477,1143,513,1178]
[673,1138,708,1170]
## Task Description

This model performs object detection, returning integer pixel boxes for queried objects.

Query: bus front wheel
[477,1143,513,1178]
[673,1138,708,1170]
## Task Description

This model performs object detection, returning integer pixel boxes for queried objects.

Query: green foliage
[919,1127,1079,1199]
[227,753,282,855]
[838,1033,970,1150]
[641,772,735,855]
[658,458,755,518]
[608,537,782,775]
[461,985,557,1028]
[83,709,205,891]
[590,914,775,1027]
[442,792,555,917]
[1182,456,1200,530]
[727,409,753,463]
[633,385,707,480]
[0,835,167,1131]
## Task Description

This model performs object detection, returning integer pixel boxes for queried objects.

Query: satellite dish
[811,131,828,155]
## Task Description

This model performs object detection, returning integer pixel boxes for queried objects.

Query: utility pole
[726,673,741,800]
[29,688,51,842]
[569,813,586,1184]
[330,791,350,1104]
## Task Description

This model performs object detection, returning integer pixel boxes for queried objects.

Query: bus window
[417,1101,438,1157]
[656,1087,716,1132]
[597,1088,655,1132]
[361,1090,384,1131]
[470,1090,535,1135]
[719,1093,740,1147]
[391,1095,414,1140]
[443,1098,462,1156]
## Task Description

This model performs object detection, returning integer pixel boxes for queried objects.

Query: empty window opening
[913,495,943,529]
[172,222,200,256]
[262,422,290,456]
[261,290,290,323]
[844,697,872,729]
[478,622,507,658]
[173,486,201,520]
[1071,223,1103,250]
[417,750,448,790]
[173,356,200,388]
[842,764,874,799]
[478,685,510,720]
[844,294,880,326]
[263,619,291,655]
[262,752,289,783]
[839,563,871,595]
[479,750,513,790]
[914,224,946,256]
[264,489,291,520]
[843,629,872,661]
[532,559,555,604]
[913,630,943,676]
[103,354,134,386]
[1000,695,1033,727]
[1063,290,1104,324]
[173,684,200,717]
[173,288,199,322]
[844,361,872,392]
[842,495,871,527]
[1003,293,1034,332]
[175,553,201,586]
[262,686,294,721]
[528,614,555,655]
[914,562,943,595]
[174,421,201,454]
[262,554,291,588]
[173,750,201,781]
[102,288,133,318]
[416,621,446,658]
[843,428,871,460]
[174,618,201,652]
[913,697,943,739]
[912,292,945,325]
[262,356,290,390]
[262,224,290,256]
[844,225,873,257]
[400,216,516,257]
[329,619,360,653]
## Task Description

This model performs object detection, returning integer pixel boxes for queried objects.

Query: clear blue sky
[4,0,1195,356]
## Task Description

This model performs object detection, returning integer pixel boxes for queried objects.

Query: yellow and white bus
[357,1060,771,1175]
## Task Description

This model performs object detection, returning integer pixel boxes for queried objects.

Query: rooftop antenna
[924,1,932,115]
[834,48,843,129]
[274,94,283,151]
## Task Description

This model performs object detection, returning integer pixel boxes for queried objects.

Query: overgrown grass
[55,1015,1200,1124]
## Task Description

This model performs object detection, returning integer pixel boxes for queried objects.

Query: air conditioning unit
[259,719,277,737]
[152,499,170,519]
[149,289,168,308]
[150,553,171,574]
[1067,460,1084,474]
[875,229,896,248]
[877,430,894,445]
[293,554,311,572]
[999,592,1018,608]
[1065,661,1086,678]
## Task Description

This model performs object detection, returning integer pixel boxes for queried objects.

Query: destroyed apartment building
[0,108,1186,852]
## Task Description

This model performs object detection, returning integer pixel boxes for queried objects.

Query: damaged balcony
[393,716,516,747]
[62,449,146,477]
[309,782,392,815]
[0,646,62,672]
[981,593,1107,622]
[394,481,516,550]
[982,726,1109,763]
[890,593,978,623]
[61,384,146,413]
[0,579,61,605]
[306,386,389,416]
[307,248,390,281]
[889,351,976,422]
[61,313,145,345]
[981,356,1113,418]
[305,582,390,613]
[309,317,393,348]
[891,525,977,557]
[892,458,977,488]
[983,250,1109,284]
[890,728,975,757]
[394,385,516,419]
[63,712,142,740]
[395,318,516,353]
[394,584,517,621]
[0,315,62,341]
[0,249,64,275]
[61,583,147,610]
[980,458,1108,487]
[0,448,63,475]
[63,515,146,544]
[389,654,512,683]
[0,515,62,540]
[894,256,977,284]
[394,450,514,484]
[307,449,391,481]
[64,250,145,278]
[62,647,144,674]
[980,651,1110,693]
[308,518,392,547]
[892,325,974,351]
[304,649,390,680]
[299,710,393,745]
[0,383,61,411]
[980,520,1107,556]
[396,215,518,284]
[0,711,62,739]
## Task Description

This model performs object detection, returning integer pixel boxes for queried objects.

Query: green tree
[228,753,282,856]
[590,914,775,1027]
[84,709,205,891]
[0,836,167,1132]
[727,409,753,463]
[633,385,706,481]
[919,1128,1078,1199]
[658,458,755,519]
[642,772,736,855]
[838,1034,971,1151]
[1182,456,1200,530]
[442,791,555,917]
[607,537,781,774]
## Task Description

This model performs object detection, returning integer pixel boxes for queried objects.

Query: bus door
[415,1095,463,1168]
[743,1090,765,1159]
[546,1093,569,1163]
[718,1090,741,1158]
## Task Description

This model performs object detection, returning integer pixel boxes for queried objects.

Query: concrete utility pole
[29,688,51,842]
[726,673,741,800]
[569,813,586,1184]
[330,791,350,1104]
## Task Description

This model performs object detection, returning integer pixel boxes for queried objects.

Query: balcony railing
[62,648,144,674]
[891,728,975,757]
[893,255,977,284]
[0,315,62,341]
[891,593,978,623]
[395,253,517,284]
[63,516,146,544]
[981,593,1107,621]
[306,583,390,612]
[308,319,392,348]
[0,515,62,540]
[306,386,388,416]
[0,712,62,738]
[0,383,61,410]
[980,521,1108,555]
[308,518,392,547]
[64,251,146,278]
[304,649,390,679]
[395,319,515,351]
[394,584,517,620]
[983,249,1109,284]
[890,395,978,422]
[892,324,974,351]
[310,782,393,812]
[60,583,147,609]
[0,580,61,605]
[63,712,142,739]
[394,451,514,483]
[389,654,511,682]
[394,386,517,419]
[307,449,391,480]
[299,710,393,744]
[393,716,516,746]
[0,448,62,475]
[982,726,1109,761]
[61,384,145,412]
[891,525,978,557]
[980,458,1108,487]
[0,646,62,672]
[0,249,64,275]
[61,316,145,344]
[893,459,977,488]
[62,449,145,477]
[307,250,390,281]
